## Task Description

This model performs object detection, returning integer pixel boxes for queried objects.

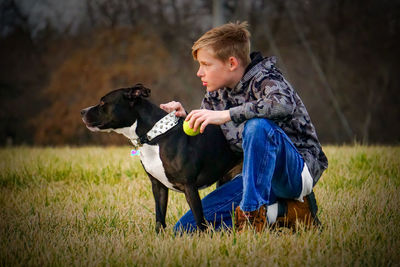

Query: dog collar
[133,111,180,147]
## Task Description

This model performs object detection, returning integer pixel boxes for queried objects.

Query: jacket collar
[231,52,277,94]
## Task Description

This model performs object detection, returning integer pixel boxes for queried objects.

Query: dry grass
[1,146,399,266]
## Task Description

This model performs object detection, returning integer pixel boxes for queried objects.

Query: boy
[160,22,328,232]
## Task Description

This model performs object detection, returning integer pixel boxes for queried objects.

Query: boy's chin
[206,86,219,92]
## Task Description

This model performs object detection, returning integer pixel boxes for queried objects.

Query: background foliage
[0,0,399,145]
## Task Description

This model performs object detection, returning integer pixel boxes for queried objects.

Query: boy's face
[196,47,237,92]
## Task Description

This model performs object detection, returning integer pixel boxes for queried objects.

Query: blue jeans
[174,118,304,233]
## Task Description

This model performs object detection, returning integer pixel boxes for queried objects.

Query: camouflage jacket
[200,52,328,184]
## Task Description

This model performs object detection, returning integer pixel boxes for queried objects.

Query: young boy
[160,22,328,232]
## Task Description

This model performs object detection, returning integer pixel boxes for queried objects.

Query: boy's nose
[196,67,204,77]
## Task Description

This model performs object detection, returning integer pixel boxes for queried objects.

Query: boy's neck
[227,66,246,89]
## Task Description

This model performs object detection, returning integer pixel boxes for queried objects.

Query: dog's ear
[124,84,151,100]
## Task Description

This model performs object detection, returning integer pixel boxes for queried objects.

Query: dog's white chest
[108,122,180,192]
[140,144,180,192]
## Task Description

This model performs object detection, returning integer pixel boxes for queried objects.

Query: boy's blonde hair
[192,21,251,67]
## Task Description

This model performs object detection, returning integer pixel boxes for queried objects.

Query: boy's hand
[160,101,187,117]
[186,109,231,133]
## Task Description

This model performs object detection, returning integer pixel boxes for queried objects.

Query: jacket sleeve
[229,78,296,124]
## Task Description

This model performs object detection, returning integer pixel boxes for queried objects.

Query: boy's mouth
[202,82,208,86]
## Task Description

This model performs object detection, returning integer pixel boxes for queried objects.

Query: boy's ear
[124,83,151,100]
[228,56,240,71]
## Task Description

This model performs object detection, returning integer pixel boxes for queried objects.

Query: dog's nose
[80,109,87,116]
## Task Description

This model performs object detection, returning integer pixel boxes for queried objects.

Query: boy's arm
[229,79,296,124]
[186,94,230,133]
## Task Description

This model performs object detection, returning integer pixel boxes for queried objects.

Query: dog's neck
[135,99,168,137]
[113,99,169,144]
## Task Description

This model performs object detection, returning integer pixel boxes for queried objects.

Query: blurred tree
[0,0,399,145]
[33,28,195,145]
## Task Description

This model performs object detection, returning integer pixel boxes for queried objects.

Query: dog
[81,84,242,232]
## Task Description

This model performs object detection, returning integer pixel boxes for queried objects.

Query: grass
[1,146,399,266]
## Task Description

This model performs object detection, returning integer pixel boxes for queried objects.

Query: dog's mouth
[82,117,98,127]
[82,117,111,132]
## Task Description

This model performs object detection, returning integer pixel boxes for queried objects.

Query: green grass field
[1,146,399,266]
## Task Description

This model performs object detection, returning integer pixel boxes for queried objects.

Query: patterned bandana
[146,111,180,141]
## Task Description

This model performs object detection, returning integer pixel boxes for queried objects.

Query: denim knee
[243,118,275,140]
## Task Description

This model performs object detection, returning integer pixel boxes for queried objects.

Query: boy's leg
[240,118,304,210]
[173,175,279,233]
[235,118,315,231]
[172,179,317,233]
[174,118,318,233]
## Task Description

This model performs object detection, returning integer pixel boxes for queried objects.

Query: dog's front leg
[149,175,169,233]
[183,183,207,231]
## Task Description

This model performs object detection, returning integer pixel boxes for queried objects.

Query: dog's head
[81,83,151,132]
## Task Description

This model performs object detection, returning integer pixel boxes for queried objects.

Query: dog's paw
[155,221,165,234]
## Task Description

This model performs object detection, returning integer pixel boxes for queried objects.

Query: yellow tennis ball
[183,120,200,136]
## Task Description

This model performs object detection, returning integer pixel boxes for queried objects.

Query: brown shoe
[234,205,267,233]
[274,192,321,229]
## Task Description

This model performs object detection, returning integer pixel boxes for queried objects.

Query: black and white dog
[81,84,241,232]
